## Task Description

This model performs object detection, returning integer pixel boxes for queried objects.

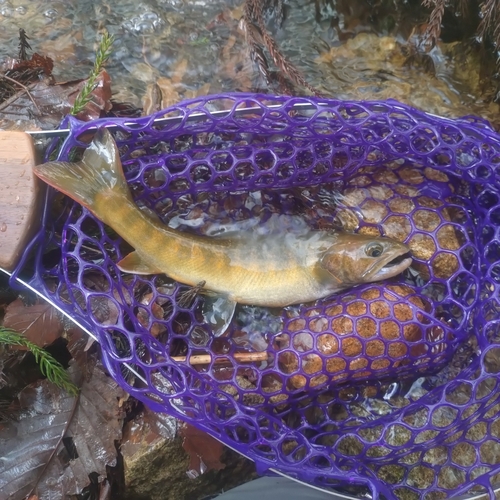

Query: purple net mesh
[11,93,500,499]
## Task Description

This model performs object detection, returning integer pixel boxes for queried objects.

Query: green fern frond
[0,327,78,396]
[70,30,114,116]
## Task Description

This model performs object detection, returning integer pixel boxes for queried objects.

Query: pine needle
[478,0,499,41]
[422,0,446,49]
[70,30,114,116]
[455,0,470,17]
[0,327,79,396]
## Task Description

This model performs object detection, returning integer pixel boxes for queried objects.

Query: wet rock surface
[120,408,256,500]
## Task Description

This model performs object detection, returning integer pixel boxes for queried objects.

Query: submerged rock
[315,32,499,124]
[121,407,256,500]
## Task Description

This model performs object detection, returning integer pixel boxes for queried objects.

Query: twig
[422,0,446,50]
[27,390,81,498]
[275,0,285,28]
[241,18,272,83]
[242,0,321,95]
[0,74,40,112]
[246,0,321,95]
[172,351,268,365]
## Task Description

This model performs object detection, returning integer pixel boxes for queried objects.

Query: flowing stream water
[0,0,498,121]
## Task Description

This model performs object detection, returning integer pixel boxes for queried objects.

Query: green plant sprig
[70,30,114,116]
[0,327,79,396]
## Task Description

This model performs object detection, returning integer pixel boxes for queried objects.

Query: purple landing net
[11,93,500,499]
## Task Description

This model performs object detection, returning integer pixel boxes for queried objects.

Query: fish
[33,128,412,309]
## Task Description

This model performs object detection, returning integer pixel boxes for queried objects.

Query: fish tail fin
[33,128,131,213]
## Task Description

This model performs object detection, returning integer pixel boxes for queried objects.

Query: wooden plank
[0,131,44,271]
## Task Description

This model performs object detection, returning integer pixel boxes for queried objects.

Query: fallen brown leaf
[220,34,254,91]
[0,359,126,499]
[89,294,119,326]
[71,70,113,121]
[12,53,54,76]
[181,423,225,477]
[136,292,168,338]
[142,82,162,115]
[64,325,96,378]
[3,298,63,348]
[122,406,177,451]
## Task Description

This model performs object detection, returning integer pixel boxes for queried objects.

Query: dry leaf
[71,70,113,121]
[181,423,225,477]
[64,325,96,377]
[171,58,189,85]
[0,76,66,129]
[12,53,54,76]
[220,34,254,91]
[185,82,210,101]
[136,292,168,338]
[142,82,162,115]
[0,359,126,499]
[89,295,119,326]
[156,76,182,109]
[3,298,63,348]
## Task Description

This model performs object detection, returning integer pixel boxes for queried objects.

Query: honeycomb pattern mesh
[12,94,500,499]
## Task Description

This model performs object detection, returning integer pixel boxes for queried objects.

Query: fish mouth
[372,252,413,280]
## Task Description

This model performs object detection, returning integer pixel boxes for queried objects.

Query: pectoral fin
[202,294,237,337]
[117,251,162,275]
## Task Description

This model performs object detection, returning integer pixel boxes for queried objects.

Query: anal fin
[117,251,162,275]
[139,204,162,223]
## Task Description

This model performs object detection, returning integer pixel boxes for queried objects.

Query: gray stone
[121,407,256,500]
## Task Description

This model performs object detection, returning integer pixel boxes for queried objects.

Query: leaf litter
[0,358,126,499]
[0,289,228,498]
[0,29,140,132]
[0,70,114,131]
[0,22,248,500]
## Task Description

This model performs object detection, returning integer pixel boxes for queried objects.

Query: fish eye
[365,243,384,258]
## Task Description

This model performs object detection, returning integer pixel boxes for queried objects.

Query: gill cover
[320,234,411,284]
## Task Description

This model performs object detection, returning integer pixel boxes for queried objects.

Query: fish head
[320,234,412,285]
